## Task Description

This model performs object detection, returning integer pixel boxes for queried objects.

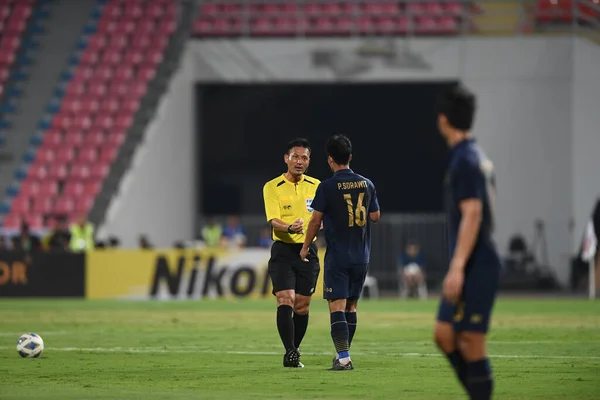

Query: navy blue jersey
[445,139,501,271]
[311,169,380,266]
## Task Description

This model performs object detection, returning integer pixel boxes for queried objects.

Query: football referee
[263,138,321,368]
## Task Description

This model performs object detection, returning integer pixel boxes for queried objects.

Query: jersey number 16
[344,192,367,227]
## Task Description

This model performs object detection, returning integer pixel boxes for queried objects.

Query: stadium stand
[534,0,600,25]
[0,0,42,148]
[192,1,474,37]
[0,0,177,230]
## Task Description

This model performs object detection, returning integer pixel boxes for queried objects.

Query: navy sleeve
[311,183,326,213]
[454,158,483,202]
[368,181,380,213]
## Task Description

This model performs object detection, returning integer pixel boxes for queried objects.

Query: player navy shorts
[323,261,368,301]
[437,264,500,333]
[268,241,320,296]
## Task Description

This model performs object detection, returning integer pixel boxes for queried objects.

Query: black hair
[436,85,476,131]
[326,134,352,165]
[287,138,311,154]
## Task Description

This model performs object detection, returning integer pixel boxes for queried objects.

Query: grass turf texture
[0,298,599,399]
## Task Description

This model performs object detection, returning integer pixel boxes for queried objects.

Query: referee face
[285,146,310,178]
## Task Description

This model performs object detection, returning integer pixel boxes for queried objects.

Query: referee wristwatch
[287,225,293,234]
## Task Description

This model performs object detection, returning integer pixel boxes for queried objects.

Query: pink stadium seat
[99,97,120,113]
[11,196,31,214]
[123,3,143,19]
[87,35,107,52]
[55,147,75,164]
[100,48,122,66]
[77,147,98,163]
[52,114,71,130]
[114,113,133,131]
[54,197,74,215]
[69,164,90,180]
[64,131,84,147]
[137,66,156,82]
[80,48,99,65]
[90,164,109,180]
[438,16,459,33]
[88,80,107,97]
[19,181,39,197]
[33,197,53,214]
[94,64,113,81]
[406,3,426,16]
[75,197,94,214]
[63,181,84,197]
[71,115,93,131]
[38,181,58,197]
[97,19,117,34]
[416,17,438,33]
[65,81,85,96]
[100,144,119,163]
[445,2,464,17]
[25,214,44,229]
[42,130,63,148]
[114,65,133,80]
[116,19,137,35]
[84,180,102,197]
[323,3,342,15]
[48,164,67,181]
[36,148,55,163]
[1,214,21,229]
[79,97,100,114]
[425,2,445,16]
[123,50,144,65]
[85,130,105,146]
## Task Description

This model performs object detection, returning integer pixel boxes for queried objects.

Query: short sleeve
[454,159,483,202]
[263,183,280,222]
[369,181,380,213]
[310,183,326,213]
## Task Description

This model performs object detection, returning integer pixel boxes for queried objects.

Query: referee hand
[290,219,304,234]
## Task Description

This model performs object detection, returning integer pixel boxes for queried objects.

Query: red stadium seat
[100,144,119,163]
[84,180,102,197]
[48,164,68,181]
[55,147,75,164]
[63,180,84,197]
[38,181,58,197]
[77,147,98,163]
[85,130,105,146]
[1,214,21,229]
[64,131,84,147]
[11,196,31,214]
[36,148,55,163]
[69,164,90,180]
[90,164,109,180]
[27,163,48,180]
[114,65,134,80]
[19,181,39,197]
[75,197,94,214]
[99,97,120,114]
[25,214,44,229]
[42,130,63,148]
[54,196,74,214]
[33,197,53,214]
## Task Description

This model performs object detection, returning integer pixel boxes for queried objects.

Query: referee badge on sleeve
[306,199,313,212]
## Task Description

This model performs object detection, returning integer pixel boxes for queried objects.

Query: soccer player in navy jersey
[300,134,380,371]
[434,86,501,400]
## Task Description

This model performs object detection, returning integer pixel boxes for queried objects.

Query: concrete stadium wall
[100,36,600,286]
[96,44,197,248]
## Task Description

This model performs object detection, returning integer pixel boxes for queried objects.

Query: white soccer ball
[16,333,44,358]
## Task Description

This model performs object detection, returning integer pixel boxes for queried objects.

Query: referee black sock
[445,350,468,391]
[466,358,493,400]
[293,312,309,349]
[276,305,295,352]
[330,311,350,362]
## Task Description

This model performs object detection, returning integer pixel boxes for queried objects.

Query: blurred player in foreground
[300,134,380,370]
[263,138,321,368]
[434,86,501,400]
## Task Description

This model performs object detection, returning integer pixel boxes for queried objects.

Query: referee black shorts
[268,240,320,296]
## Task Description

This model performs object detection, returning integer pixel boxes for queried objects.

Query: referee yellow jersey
[263,174,321,244]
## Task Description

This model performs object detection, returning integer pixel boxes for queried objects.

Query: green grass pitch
[0,298,599,399]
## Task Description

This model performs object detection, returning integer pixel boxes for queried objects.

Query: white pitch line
[1,346,599,360]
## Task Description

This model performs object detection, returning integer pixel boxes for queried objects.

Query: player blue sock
[345,312,357,347]
[466,358,493,400]
[330,311,350,363]
[445,350,468,391]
